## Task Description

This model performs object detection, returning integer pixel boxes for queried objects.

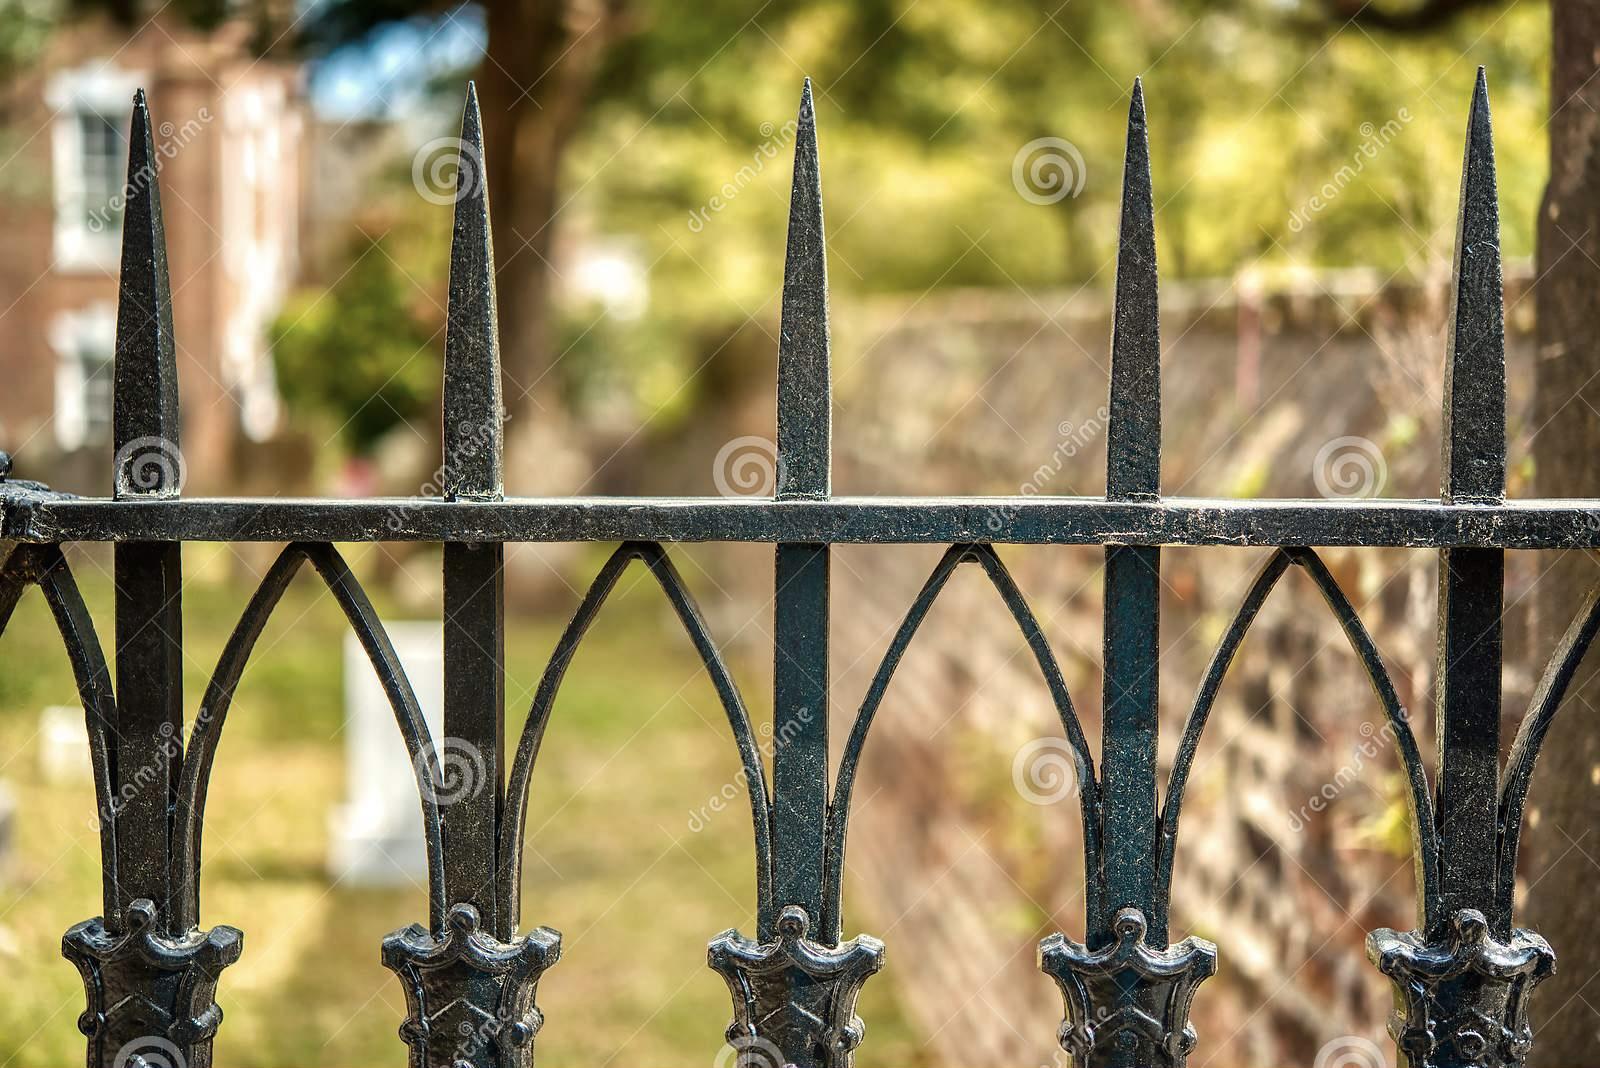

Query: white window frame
[48,302,117,451]
[46,65,146,273]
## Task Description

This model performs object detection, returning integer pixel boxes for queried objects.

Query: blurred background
[1,0,1598,1065]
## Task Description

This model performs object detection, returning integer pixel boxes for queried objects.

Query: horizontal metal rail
[6,492,1600,547]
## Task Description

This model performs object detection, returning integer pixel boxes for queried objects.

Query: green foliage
[536,0,1548,425]
[0,0,58,82]
[293,0,1551,437]
[583,0,1547,292]
[270,232,443,454]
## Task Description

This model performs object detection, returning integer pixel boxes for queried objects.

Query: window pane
[77,111,125,230]
[80,344,113,444]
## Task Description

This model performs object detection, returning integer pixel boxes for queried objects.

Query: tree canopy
[275,0,1548,448]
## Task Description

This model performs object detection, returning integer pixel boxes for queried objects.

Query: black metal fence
[0,68,1590,1068]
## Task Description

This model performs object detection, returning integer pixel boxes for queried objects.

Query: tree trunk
[476,0,625,417]
[1527,2,1600,1063]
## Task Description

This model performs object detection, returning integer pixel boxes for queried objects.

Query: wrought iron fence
[0,67,1591,1068]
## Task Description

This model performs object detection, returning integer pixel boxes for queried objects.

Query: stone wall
[811,267,1538,1067]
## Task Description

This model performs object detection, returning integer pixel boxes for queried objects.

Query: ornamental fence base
[1367,909,1555,1068]
[62,899,242,1068]
[1039,907,1217,1068]
[708,905,884,1068]
[382,903,562,1068]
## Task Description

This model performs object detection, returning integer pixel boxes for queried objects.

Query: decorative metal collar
[382,902,562,1068]
[1367,908,1555,1068]
[707,905,885,1068]
[1039,907,1218,1067]
[62,898,242,1068]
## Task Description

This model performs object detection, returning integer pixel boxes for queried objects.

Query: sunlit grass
[0,545,924,1066]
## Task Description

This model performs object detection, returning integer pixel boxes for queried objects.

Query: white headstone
[39,705,91,783]
[328,622,443,887]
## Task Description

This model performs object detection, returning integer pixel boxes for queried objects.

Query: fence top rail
[4,491,1600,547]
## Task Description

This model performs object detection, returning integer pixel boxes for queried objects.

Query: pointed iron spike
[1105,77,1160,500]
[113,88,181,499]
[1433,66,1507,934]
[775,78,830,500]
[1441,65,1504,504]
[442,81,504,500]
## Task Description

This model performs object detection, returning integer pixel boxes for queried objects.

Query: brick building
[0,16,303,493]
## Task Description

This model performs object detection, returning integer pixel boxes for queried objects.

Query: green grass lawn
[0,543,925,1066]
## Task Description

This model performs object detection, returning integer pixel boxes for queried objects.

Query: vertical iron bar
[113,90,184,935]
[441,84,509,938]
[1099,80,1164,958]
[1434,67,1507,938]
[773,79,831,945]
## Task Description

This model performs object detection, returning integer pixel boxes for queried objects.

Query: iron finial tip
[1108,67,1160,500]
[443,69,501,498]
[1466,65,1494,141]
[113,77,180,497]
[1442,56,1504,503]
[1472,67,1491,116]
[461,81,483,137]
[777,74,829,499]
